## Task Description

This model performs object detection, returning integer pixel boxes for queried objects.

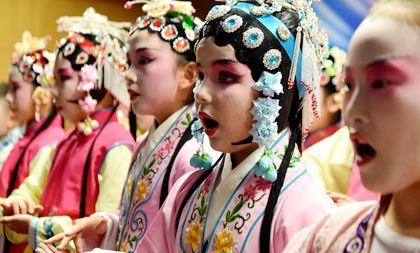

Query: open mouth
[199,112,219,137]
[128,89,140,101]
[354,142,376,166]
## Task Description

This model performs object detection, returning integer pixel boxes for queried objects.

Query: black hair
[197,2,304,251]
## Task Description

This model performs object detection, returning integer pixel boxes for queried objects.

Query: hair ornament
[206,5,232,22]
[149,17,166,31]
[242,27,264,49]
[124,0,195,18]
[57,8,131,110]
[277,25,290,40]
[221,15,244,33]
[252,71,283,97]
[126,0,202,60]
[161,24,179,40]
[12,31,55,119]
[14,31,51,55]
[172,37,190,53]
[263,49,282,70]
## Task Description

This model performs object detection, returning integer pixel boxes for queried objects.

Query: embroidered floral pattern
[214,229,235,253]
[135,179,149,200]
[118,108,194,252]
[185,222,203,251]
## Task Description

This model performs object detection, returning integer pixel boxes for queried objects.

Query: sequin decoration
[242,27,264,49]
[161,24,178,41]
[149,17,166,32]
[63,43,76,57]
[221,15,243,33]
[24,72,35,83]
[75,52,89,65]
[206,5,231,22]
[173,37,190,53]
[138,16,151,29]
[263,49,282,70]
[19,63,30,73]
[277,26,290,41]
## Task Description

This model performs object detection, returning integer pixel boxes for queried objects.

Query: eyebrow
[212,59,238,67]
[364,59,405,75]
[57,68,74,74]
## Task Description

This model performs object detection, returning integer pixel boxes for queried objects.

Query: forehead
[128,29,170,52]
[55,53,72,69]
[9,66,23,81]
[348,17,420,67]
[196,37,237,65]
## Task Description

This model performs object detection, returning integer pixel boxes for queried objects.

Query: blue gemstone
[227,19,236,26]
[269,56,279,65]
[249,33,258,43]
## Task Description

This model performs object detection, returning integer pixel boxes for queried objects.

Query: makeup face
[7,66,35,124]
[343,17,420,193]
[126,29,182,122]
[54,53,86,124]
[195,37,259,155]
[0,98,12,137]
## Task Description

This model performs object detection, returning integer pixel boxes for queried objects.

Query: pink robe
[284,200,382,253]
[40,108,135,218]
[115,105,220,252]
[0,115,64,197]
[137,130,335,253]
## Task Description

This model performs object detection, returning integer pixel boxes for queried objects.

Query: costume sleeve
[137,170,206,253]
[3,146,56,245]
[27,144,132,251]
[301,127,354,194]
[8,146,56,203]
[271,169,336,252]
[96,144,132,213]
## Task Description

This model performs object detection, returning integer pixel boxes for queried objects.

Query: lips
[128,88,140,101]
[350,133,376,167]
[198,111,219,137]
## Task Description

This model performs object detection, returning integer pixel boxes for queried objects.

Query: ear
[326,92,341,113]
[177,61,197,90]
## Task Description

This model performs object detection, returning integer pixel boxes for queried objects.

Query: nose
[194,79,212,106]
[343,84,369,129]
[125,67,137,87]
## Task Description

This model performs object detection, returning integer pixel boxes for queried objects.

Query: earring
[189,119,213,170]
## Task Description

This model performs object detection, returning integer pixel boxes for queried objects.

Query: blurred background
[0,0,372,83]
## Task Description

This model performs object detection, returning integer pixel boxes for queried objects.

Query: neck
[154,101,186,126]
[230,142,259,168]
[383,181,420,238]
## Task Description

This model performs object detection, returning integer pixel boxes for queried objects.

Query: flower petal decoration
[79,95,98,114]
[252,71,283,97]
[191,119,204,143]
[250,97,281,123]
[250,118,278,147]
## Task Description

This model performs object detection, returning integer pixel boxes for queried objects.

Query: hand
[327,191,353,206]
[42,216,107,253]
[36,242,70,253]
[0,198,43,216]
[0,214,34,233]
